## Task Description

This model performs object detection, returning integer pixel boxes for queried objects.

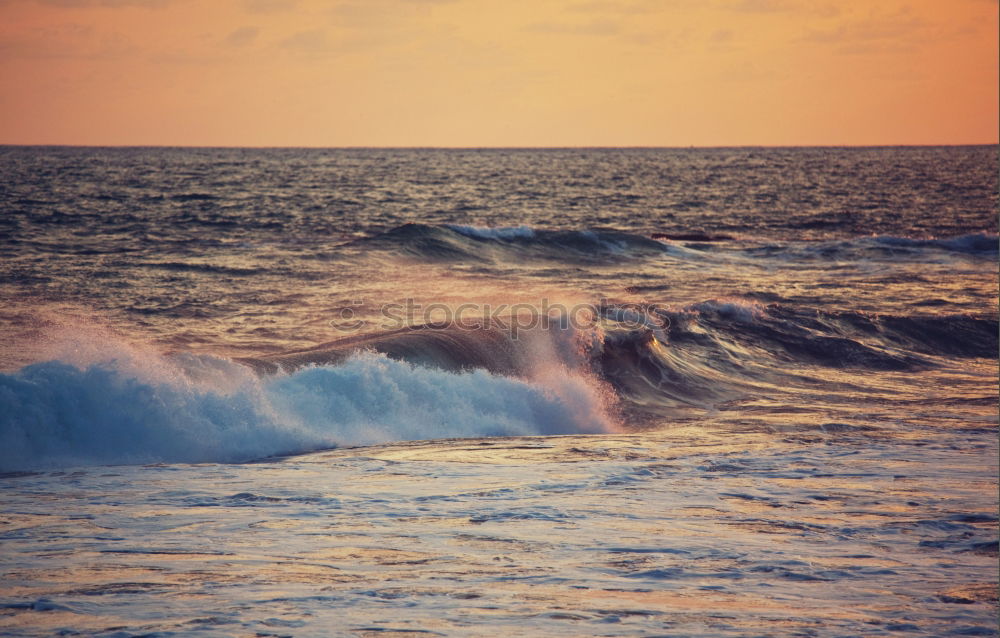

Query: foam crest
[0,340,616,472]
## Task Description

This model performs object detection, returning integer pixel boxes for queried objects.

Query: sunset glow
[1,0,996,147]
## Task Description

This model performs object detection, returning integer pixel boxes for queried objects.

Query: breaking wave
[0,340,615,472]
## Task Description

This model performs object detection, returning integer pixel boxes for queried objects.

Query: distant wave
[356,224,997,264]
[0,344,614,472]
[741,233,998,261]
[870,233,998,254]
[356,223,681,263]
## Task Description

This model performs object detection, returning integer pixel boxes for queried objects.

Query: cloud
[567,0,656,14]
[723,0,793,12]
[351,0,458,4]
[242,0,295,13]
[225,26,259,47]
[330,0,455,29]
[278,28,334,55]
[803,9,926,46]
[525,19,620,36]
[30,0,171,7]
[0,23,137,59]
[710,28,733,43]
[717,0,840,17]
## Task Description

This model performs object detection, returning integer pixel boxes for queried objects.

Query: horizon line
[1,142,998,151]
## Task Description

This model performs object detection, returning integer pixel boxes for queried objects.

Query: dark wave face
[236,301,998,418]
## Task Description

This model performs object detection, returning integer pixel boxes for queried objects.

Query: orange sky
[0,0,996,146]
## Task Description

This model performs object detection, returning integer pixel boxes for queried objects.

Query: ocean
[0,146,997,636]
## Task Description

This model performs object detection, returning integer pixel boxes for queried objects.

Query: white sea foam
[0,341,614,472]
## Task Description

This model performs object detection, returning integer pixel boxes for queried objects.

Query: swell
[661,301,998,364]
[243,301,998,375]
[239,301,997,416]
[354,224,997,264]
[735,233,998,262]
[354,223,675,263]
[595,300,998,417]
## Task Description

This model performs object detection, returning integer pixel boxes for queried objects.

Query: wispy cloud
[330,0,455,30]
[802,7,928,53]
[224,26,259,47]
[717,0,840,17]
[723,0,793,13]
[709,28,733,44]
[0,23,137,59]
[29,0,172,7]
[567,0,657,14]
[525,19,620,36]
[278,28,335,56]
[242,0,296,14]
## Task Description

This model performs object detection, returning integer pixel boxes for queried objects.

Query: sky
[0,0,996,147]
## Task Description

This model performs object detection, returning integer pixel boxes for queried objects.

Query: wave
[582,300,997,426]
[446,224,537,241]
[249,300,997,372]
[740,233,998,262]
[871,233,998,254]
[3,299,995,471]
[0,339,615,472]
[356,223,680,263]
[659,299,996,365]
[241,301,997,416]
[355,224,997,265]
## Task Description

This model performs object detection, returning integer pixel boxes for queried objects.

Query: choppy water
[0,146,997,636]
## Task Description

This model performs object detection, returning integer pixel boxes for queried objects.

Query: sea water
[0,146,996,636]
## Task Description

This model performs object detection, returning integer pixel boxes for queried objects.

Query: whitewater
[0,146,996,636]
